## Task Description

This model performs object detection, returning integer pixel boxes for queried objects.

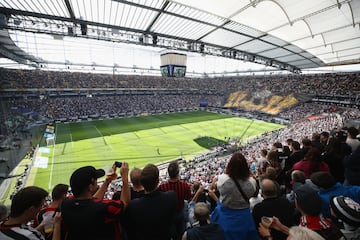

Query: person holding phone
[60,163,130,240]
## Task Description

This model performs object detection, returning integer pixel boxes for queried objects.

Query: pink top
[293,160,330,179]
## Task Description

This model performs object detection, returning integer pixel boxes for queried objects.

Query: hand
[209,180,217,191]
[120,162,129,180]
[53,212,62,225]
[270,216,282,231]
[35,220,45,231]
[258,222,271,237]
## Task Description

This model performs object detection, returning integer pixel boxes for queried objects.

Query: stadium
[0,0,360,239]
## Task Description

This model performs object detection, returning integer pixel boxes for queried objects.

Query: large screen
[173,66,186,77]
[160,66,169,77]
[160,65,186,77]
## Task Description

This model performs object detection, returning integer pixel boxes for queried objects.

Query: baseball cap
[70,166,105,197]
[330,196,360,227]
[295,184,322,216]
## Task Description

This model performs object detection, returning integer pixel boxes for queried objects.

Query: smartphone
[114,161,122,168]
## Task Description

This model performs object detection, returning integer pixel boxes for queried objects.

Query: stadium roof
[0,0,359,74]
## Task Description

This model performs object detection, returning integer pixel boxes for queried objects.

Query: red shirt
[159,180,191,212]
[293,160,330,178]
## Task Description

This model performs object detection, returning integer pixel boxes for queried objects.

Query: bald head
[261,179,279,198]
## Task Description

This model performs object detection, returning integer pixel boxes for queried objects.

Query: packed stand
[1,68,360,96]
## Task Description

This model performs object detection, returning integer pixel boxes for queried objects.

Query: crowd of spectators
[5,94,224,120]
[278,103,332,121]
[1,68,360,96]
[3,118,360,239]
[1,68,360,239]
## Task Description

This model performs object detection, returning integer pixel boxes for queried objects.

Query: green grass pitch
[28,111,284,191]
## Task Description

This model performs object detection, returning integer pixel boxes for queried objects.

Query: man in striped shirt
[159,160,191,240]
[0,186,48,240]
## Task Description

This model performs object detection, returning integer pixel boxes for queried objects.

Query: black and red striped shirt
[159,180,191,211]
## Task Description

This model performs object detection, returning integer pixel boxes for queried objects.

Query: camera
[114,161,122,168]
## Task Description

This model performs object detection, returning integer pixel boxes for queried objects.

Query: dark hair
[291,170,306,184]
[260,149,268,157]
[273,142,282,149]
[302,138,312,147]
[291,141,301,151]
[140,164,159,192]
[347,127,359,139]
[304,148,322,173]
[312,132,320,141]
[167,161,179,178]
[225,152,250,180]
[267,151,280,169]
[52,184,69,200]
[320,131,330,138]
[310,171,336,189]
[130,167,142,186]
[10,186,48,218]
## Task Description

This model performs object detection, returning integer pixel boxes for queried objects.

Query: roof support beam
[0,46,33,65]
[64,0,76,21]
[0,6,303,72]
[145,0,169,32]
[347,2,356,27]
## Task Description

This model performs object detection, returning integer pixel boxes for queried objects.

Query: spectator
[293,148,330,179]
[301,138,313,156]
[252,179,294,240]
[286,170,306,204]
[256,149,268,174]
[159,160,192,240]
[346,127,360,152]
[310,171,360,218]
[182,202,224,240]
[124,163,177,240]
[129,167,145,199]
[261,151,282,184]
[294,184,345,239]
[286,141,304,173]
[311,133,324,153]
[60,164,130,240]
[0,186,48,240]
[34,183,69,240]
[210,152,258,240]
[112,167,144,201]
[344,145,360,186]
[322,130,351,183]
[320,131,330,148]
[187,181,211,226]
[206,180,220,213]
[285,141,305,191]
[330,196,360,239]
